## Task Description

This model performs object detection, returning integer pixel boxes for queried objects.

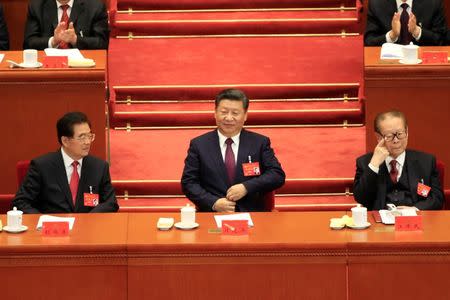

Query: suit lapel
[44,0,58,30]
[209,131,229,188]
[378,162,389,209]
[53,151,75,210]
[69,0,83,27]
[387,0,398,14]
[405,151,419,203]
[235,130,250,183]
[76,155,91,211]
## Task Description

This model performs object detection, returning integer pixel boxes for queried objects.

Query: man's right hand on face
[213,198,236,212]
[389,12,401,41]
[370,139,390,167]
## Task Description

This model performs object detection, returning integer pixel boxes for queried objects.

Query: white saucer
[18,62,43,68]
[399,59,422,65]
[68,62,96,68]
[174,222,199,230]
[2,225,28,233]
[330,224,345,230]
[347,222,371,230]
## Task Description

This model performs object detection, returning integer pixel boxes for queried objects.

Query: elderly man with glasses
[353,110,443,210]
[12,112,118,213]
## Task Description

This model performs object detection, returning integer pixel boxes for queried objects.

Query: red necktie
[399,3,412,45]
[58,4,70,49]
[390,160,398,184]
[69,161,79,205]
[225,138,236,184]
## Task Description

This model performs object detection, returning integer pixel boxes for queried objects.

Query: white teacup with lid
[351,204,367,227]
[180,204,196,225]
[402,42,419,64]
[22,49,38,67]
[7,207,23,230]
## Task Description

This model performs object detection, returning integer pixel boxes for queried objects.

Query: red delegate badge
[84,193,99,207]
[242,162,260,177]
[417,182,431,197]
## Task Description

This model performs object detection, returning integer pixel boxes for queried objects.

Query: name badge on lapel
[242,156,260,177]
[417,180,431,197]
[84,186,99,207]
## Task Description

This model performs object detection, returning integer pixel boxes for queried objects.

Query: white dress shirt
[48,0,74,48]
[369,151,406,182]
[61,147,83,184]
[217,130,240,164]
[385,0,422,43]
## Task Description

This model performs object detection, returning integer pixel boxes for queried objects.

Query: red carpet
[113,0,359,10]
[107,0,365,211]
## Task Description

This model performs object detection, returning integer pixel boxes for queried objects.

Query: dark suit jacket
[23,0,109,50]
[364,0,447,46]
[12,151,118,213]
[181,129,285,212]
[0,3,9,50]
[353,150,443,210]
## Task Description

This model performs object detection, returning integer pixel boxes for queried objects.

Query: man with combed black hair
[353,110,443,210]
[13,112,118,213]
[181,89,285,212]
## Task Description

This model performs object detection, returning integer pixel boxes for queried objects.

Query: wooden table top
[2,211,450,254]
[0,50,106,81]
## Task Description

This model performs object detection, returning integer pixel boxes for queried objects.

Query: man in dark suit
[365,0,447,46]
[181,89,285,212]
[13,112,118,213]
[23,0,109,50]
[0,3,9,50]
[353,110,443,210]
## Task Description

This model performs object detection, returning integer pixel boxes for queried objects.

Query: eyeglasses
[72,133,95,143]
[383,131,407,142]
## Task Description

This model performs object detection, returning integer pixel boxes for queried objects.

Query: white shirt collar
[56,0,74,9]
[217,130,240,147]
[61,147,83,169]
[397,0,413,10]
[386,151,406,168]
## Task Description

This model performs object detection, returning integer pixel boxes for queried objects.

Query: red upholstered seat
[445,189,450,210]
[17,160,31,187]
[113,0,359,10]
[436,160,445,209]
[0,194,14,214]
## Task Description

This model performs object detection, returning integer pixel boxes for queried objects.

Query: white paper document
[36,215,75,230]
[214,213,254,228]
[44,48,84,60]
[380,43,404,59]
[0,53,4,63]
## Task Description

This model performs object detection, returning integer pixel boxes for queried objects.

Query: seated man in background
[13,112,118,213]
[181,89,286,212]
[364,0,447,46]
[23,0,109,50]
[0,3,9,50]
[353,110,443,210]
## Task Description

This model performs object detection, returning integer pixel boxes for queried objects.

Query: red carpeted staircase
[107,0,365,211]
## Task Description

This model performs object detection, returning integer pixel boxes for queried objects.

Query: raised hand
[370,139,390,167]
[390,12,401,40]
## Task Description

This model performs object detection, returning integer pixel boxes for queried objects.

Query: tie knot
[61,4,69,11]
[390,160,397,168]
[400,3,409,10]
[225,138,233,146]
[72,161,79,168]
